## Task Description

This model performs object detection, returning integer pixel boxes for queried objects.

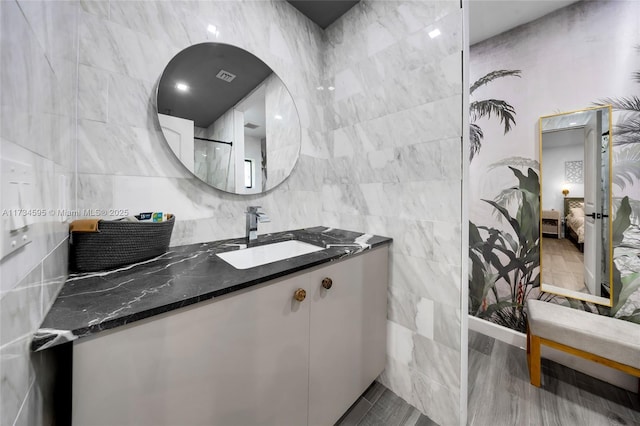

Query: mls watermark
[1,209,130,217]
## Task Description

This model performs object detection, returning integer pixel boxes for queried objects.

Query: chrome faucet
[246,206,270,242]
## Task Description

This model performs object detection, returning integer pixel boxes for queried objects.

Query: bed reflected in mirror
[539,106,613,306]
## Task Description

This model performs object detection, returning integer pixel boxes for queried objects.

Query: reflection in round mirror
[156,43,301,194]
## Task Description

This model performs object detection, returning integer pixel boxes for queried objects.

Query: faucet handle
[256,212,270,223]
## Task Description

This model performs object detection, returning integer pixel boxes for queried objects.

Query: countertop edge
[32,234,391,352]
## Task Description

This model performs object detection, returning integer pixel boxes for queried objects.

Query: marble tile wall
[321,2,465,425]
[1,1,466,424]
[76,0,327,245]
[0,1,77,424]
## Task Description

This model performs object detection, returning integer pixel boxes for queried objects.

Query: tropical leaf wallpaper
[469,0,640,332]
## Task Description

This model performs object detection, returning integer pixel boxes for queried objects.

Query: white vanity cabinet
[71,245,389,426]
[308,246,388,426]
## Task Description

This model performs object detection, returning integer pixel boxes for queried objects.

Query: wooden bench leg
[529,334,541,387]
[526,325,531,370]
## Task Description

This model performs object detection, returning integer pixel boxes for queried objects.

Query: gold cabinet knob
[293,288,306,302]
[321,277,333,290]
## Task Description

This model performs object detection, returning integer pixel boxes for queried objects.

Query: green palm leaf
[487,156,539,171]
[599,96,640,112]
[613,145,640,189]
[470,70,521,95]
[612,116,640,146]
[470,124,483,161]
[470,100,517,134]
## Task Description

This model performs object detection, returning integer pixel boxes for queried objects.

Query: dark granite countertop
[32,226,391,351]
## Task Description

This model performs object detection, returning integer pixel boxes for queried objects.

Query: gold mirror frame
[539,105,614,307]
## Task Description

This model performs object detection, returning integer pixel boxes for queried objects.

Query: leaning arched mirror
[539,105,613,306]
[156,43,301,194]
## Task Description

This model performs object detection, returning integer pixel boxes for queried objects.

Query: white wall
[244,135,262,194]
[542,143,584,214]
[158,113,194,172]
[469,0,640,390]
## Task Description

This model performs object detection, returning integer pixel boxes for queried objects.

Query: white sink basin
[216,240,324,269]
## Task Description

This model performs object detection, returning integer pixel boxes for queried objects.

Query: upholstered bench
[526,299,640,387]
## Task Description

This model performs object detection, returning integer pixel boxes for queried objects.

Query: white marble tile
[0,337,35,426]
[0,140,71,293]
[77,120,191,178]
[0,1,75,162]
[378,356,414,405]
[79,11,175,83]
[388,219,461,265]
[108,1,193,50]
[334,68,364,103]
[13,377,44,426]
[411,333,460,390]
[396,1,459,35]
[415,297,435,340]
[322,184,369,216]
[433,304,461,352]
[268,24,293,63]
[78,65,109,122]
[328,137,461,185]
[110,176,217,222]
[328,94,461,154]
[278,155,324,192]
[41,240,68,316]
[388,287,419,332]
[300,128,330,159]
[320,211,367,235]
[80,0,109,18]
[359,181,461,223]
[410,369,460,426]
[392,246,461,307]
[296,99,327,133]
[330,51,462,128]
[17,0,78,63]
[12,1,78,117]
[386,320,414,367]
[77,173,114,213]
[0,265,42,345]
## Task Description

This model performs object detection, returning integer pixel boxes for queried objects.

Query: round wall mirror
[156,43,301,194]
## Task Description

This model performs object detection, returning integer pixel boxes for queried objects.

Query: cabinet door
[72,275,310,426]
[308,247,388,426]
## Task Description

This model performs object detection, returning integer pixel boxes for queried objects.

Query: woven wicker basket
[70,215,175,272]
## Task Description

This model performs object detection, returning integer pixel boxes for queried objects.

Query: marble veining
[32,227,391,352]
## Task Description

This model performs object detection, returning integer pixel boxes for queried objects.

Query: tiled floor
[335,382,438,426]
[338,331,639,426]
[468,330,640,426]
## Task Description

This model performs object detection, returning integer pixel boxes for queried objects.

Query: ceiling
[286,0,360,29]
[155,2,583,129]
[469,0,579,45]
[157,43,272,129]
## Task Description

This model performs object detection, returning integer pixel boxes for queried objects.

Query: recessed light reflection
[274,114,283,120]
[207,24,220,37]
[316,86,324,91]
[176,82,189,92]
[328,86,335,91]
[429,28,441,39]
